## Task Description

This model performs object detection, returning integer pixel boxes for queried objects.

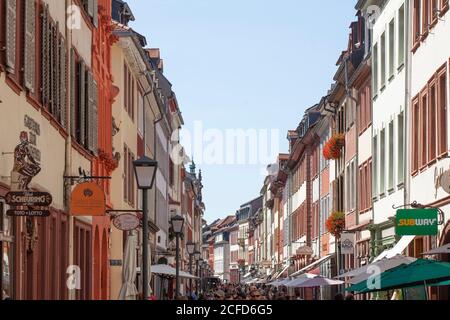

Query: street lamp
[133,156,158,300]
[186,242,196,295]
[171,215,185,299]
[194,251,201,293]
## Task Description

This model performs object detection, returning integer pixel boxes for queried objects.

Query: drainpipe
[65,0,75,301]
[404,0,412,224]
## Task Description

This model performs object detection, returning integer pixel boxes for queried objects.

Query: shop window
[413,0,421,46]
[0,200,14,300]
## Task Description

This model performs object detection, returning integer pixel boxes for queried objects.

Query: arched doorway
[93,227,100,300]
[101,229,108,300]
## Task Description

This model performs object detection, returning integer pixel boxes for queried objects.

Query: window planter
[323,133,345,160]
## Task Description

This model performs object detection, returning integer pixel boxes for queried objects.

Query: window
[124,63,135,121]
[398,4,405,67]
[389,19,395,78]
[441,0,450,14]
[388,121,394,191]
[380,32,386,88]
[398,112,405,185]
[429,80,437,162]
[438,66,448,156]
[431,0,439,23]
[423,0,430,35]
[138,89,144,136]
[420,88,428,167]
[413,0,421,45]
[380,129,386,196]
[373,43,379,95]
[124,145,129,202]
[373,135,378,200]
[80,0,99,27]
[412,97,420,173]
[359,80,372,134]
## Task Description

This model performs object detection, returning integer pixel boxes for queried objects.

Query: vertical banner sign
[340,233,356,255]
[396,209,439,236]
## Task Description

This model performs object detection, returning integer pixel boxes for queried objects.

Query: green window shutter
[70,48,77,138]
[92,80,99,155]
[79,61,86,145]
[93,0,98,27]
[5,0,16,73]
[41,4,50,107]
[60,36,68,130]
[24,0,36,92]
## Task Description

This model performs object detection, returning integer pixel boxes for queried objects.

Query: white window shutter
[5,0,17,73]
[24,0,36,92]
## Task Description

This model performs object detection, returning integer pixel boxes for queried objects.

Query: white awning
[275,265,289,279]
[290,254,333,278]
[151,264,198,279]
[373,236,415,263]
[422,243,450,255]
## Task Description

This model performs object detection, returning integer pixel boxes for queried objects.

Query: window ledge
[388,74,395,83]
[380,84,386,92]
[397,63,405,72]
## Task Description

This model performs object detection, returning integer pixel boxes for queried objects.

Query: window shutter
[79,61,86,145]
[60,36,68,130]
[93,0,98,27]
[87,0,94,18]
[24,0,36,92]
[86,70,94,152]
[70,48,76,137]
[52,22,60,120]
[92,80,99,155]
[5,0,17,73]
[41,4,50,107]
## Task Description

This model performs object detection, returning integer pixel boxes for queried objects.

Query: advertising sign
[113,214,140,231]
[340,233,356,255]
[396,209,439,236]
[7,209,50,217]
[70,182,106,216]
[5,191,52,207]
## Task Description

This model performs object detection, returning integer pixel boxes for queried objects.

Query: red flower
[323,134,345,160]
[326,212,346,238]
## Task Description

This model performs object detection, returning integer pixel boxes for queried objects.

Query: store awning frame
[373,236,415,263]
[290,254,334,278]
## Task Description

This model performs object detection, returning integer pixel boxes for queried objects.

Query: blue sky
[128,0,356,223]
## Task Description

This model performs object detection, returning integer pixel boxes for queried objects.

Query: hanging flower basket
[323,134,345,160]
[237,259,246,267]
[326,211,346,239]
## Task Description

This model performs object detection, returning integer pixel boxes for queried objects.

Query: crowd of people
[182,283,355,301]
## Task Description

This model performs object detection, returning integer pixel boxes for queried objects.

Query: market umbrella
[118,232,139,300]
[346,259,450,294]
[267,278,291,287]
[293,276,344,288]
[422,243,450,255]
[345,255,417,284]
[285,274,317,287]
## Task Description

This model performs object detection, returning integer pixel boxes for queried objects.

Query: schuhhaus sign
[396,209,439,236]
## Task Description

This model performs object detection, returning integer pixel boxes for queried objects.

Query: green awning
[346,259,450,294]
[430,279,450,287]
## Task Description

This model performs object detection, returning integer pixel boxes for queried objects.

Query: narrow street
[1,0,450,303]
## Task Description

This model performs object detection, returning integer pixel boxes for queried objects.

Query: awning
[275,265,289,279]
[290,254,333,278]
[373,236,415,262]
[422,243,450,255]
[151,264,198,279]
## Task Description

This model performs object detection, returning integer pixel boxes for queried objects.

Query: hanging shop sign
[112,214,140,231]
[340,233,356,255]
[396,209,439,236]
[70,182,106,216]
[5,191,53,207]
[7,209,50,217]
[296,246,314,256]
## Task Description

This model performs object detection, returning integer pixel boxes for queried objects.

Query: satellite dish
[440,170,450,194]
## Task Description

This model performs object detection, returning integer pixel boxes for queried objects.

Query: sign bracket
[393,201,445,225]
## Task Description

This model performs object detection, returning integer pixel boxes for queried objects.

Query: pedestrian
[334,293,344,300]
[345,293,355,301]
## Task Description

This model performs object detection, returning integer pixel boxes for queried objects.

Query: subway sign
[396,209,439,236]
